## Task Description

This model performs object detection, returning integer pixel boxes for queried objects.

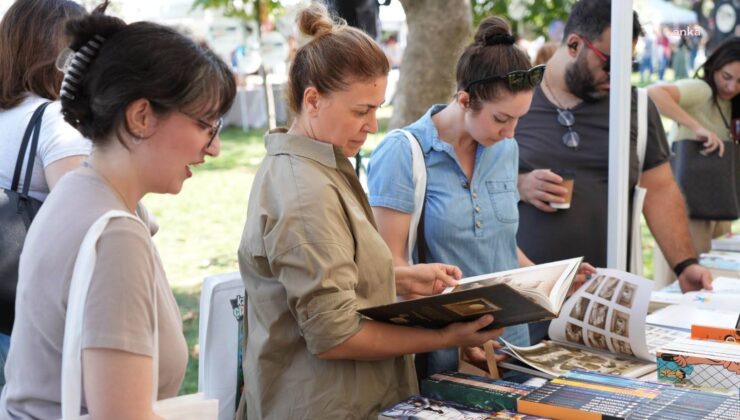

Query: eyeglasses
[181,112,223,148]
[556,108,580,149]
[575,34,610,73]
[465,64,546,92]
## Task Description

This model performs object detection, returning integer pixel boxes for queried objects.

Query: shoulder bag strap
[61,210,156,419]
[393,129,428,264]
[636,88,648,181]
[11,102,52,194]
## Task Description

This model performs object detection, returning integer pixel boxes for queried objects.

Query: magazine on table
[500,269,682,379]
[651,276,740,305]
[360,258,582,330]
[647,284,740,332]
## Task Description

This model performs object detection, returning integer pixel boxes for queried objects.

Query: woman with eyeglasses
[368,16,561,379]
[0,3,235,418]
[647,36,739,286]
[238,4,506,418]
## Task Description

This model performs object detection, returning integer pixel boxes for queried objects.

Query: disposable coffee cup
[550,169,575,209]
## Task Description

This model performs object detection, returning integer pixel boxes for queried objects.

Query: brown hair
[534,42,558,66]
[0,0,85,108]
[696,36,739,120]
[60,3,235,146]
[287,3,389,114]
[456,16,532,111]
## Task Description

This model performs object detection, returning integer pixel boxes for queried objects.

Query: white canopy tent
[648,0,698,26]
[607,0,635,271]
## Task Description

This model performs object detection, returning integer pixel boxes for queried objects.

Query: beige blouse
[238,130,417,419]
[1,168,187,419]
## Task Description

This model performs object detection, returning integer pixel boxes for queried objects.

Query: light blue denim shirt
[368,104,529,347]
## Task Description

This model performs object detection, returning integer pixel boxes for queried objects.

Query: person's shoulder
[674,78,712,105]
[257,153,342,208]
[370,129,414,166]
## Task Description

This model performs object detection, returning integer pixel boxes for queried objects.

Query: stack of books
[378,395,550,419]
[516,370,739,419]
[700,251,740,278]
[712,233,740,252]
[420,371,536,412]
[656,337,740,392]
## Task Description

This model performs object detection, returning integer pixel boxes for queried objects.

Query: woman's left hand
[568,262,597,296]
[396,263,462,300]
[694,126,725,157]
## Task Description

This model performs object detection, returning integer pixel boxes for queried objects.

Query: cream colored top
[671,78,733,142]
[0,168,187,419]
[239,130,417,419]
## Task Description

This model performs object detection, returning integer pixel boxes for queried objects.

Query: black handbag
[670,138,740,220]
[0,102,51,335]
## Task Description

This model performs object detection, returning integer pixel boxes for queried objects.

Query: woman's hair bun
[474,16,512,45]
[66,5,125,51]
[296,2,335,39]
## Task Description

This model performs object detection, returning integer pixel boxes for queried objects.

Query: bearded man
[514,0,711,322]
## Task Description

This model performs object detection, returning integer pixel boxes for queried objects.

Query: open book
[359,258,581,330]
[500,269,684,379]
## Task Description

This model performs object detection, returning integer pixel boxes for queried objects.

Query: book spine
[420,379,520,411]
[520,382,639,417]
[517,398,609,420]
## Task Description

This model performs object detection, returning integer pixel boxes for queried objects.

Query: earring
[131,132,144,144]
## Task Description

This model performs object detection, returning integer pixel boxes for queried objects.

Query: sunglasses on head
[465,64,546,92]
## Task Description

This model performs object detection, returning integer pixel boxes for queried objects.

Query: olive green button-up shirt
[238,130,417,419]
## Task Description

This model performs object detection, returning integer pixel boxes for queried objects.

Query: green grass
[141,127,263,394]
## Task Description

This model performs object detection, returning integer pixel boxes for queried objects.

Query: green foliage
[471,0,576,38]
[191,0,284,22]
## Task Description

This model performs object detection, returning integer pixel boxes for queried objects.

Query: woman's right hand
[440,315,505,348]
[693,126,725,157]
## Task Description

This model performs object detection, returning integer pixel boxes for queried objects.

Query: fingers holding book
[442,315,505,348]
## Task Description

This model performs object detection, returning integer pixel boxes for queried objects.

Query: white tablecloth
[224,84,288,130]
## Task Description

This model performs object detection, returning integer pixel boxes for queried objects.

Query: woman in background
[648,36,739,287]
[0,0,90,388]
[368,16,544,379]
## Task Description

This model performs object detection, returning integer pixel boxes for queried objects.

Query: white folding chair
[197,272,245,420]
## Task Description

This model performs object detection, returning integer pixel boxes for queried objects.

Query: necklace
[715,100,733,140]
[542,75,568,110]
[83,161,135,212]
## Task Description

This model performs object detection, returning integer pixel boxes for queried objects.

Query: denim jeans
[0,332,10,389]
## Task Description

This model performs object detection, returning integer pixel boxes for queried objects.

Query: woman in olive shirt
[238,4,504,419]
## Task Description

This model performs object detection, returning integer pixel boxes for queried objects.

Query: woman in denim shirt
[369,16,557,379]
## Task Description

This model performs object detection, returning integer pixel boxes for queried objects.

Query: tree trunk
[390,0,472,129]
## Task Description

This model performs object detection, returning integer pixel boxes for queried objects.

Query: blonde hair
[287,3,389,114]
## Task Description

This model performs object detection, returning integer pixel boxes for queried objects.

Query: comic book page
[547,269,654,361]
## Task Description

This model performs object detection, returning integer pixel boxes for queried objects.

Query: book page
[548,268,653,361]
[501,339,655,379]
[446,258,580,311]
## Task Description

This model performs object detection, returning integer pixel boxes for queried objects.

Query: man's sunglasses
[575,34,611,73]
[575,34,638,73]
[465,64,546,92]
[556,108,580,149]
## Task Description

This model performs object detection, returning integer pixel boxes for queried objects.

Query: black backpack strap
[11,101,52,195]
